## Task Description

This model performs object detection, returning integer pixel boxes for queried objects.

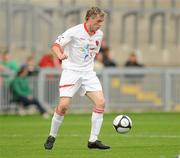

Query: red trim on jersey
[52,43,61,49]
[84,22,89,33]
[93,107,104,113]
[59,84,75,88]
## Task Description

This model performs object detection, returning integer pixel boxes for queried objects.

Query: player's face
[89,15,104,32]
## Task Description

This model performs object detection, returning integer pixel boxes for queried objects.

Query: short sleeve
[54,29,73,47]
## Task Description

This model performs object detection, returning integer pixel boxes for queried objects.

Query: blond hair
[85,7,105,21]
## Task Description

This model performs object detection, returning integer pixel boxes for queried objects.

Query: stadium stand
[0,0,180,66]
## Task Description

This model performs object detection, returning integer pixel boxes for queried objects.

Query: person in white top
[44,7,110,150]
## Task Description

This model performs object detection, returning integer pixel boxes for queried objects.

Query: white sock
[49,112,64,137]
[89,112,103,142]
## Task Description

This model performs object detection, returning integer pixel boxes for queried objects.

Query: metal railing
[1,68,180,112]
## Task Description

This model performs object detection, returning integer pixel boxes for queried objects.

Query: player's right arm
[52,28,73,60]
[51,43,68,60]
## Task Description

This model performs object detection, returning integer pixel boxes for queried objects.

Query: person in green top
[0,51,19,72]
[10,65,49,118]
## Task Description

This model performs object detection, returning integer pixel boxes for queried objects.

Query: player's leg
[44,69,81,150]
[86,91,105,142]
[49,97,71,137]
[44,97,71,150]
[86,91,110,149]
[81,71,110,149]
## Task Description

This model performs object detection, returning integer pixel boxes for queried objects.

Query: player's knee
[97,98,106,109]
[60,104,68,113]
[56,103,69,116]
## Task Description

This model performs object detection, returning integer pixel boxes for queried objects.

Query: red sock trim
[93,107,104,113]
[55,107,65,116]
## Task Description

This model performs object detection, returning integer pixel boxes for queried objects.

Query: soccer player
[44,7,110,150]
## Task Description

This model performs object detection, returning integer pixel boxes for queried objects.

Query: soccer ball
[113,115,132,134]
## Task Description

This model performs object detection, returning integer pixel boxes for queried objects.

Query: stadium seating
[0,0,180,66]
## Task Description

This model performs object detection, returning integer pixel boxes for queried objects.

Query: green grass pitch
[0,112,180,158]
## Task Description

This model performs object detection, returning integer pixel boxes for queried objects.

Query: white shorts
[59,69,102,97]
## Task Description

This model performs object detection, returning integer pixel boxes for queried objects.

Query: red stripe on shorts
[59,84,75,88]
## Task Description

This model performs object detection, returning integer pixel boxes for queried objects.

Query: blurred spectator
[0,52,14,105]
[10,66,49,118]
[22,55,39,76]
[39,51,61,102]
[0,67,3,86]
[101,46,117,67]
[0,53,7,72]
[38,51,61,68]
[124,52,144,84]
[0,64,6,72]
[99,38,117,67]
[94,53,104,70]
[124,52,144,68]
[0,53,6,72]
[0,50,19,72]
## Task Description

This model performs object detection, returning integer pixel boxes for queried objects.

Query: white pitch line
[1,134,180,138]
[120,134,180,138]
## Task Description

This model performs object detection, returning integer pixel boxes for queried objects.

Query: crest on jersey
[96,40,99,46]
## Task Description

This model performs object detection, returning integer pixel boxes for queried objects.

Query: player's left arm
[95,32,104,54]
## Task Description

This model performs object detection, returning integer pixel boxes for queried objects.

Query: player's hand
[59,53,68,60]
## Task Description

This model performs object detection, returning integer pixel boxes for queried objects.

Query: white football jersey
[54,23,103,71]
